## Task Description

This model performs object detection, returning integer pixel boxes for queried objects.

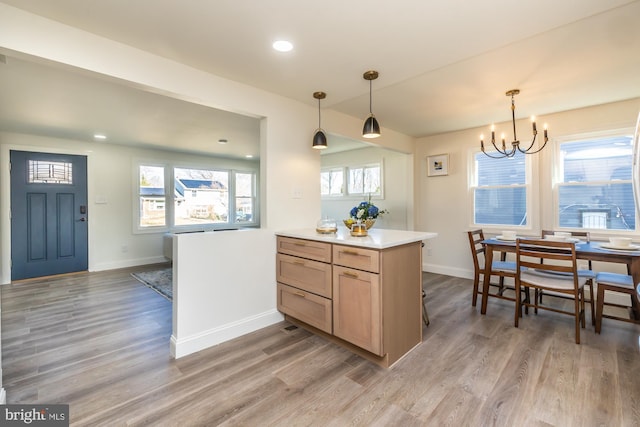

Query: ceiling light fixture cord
[369,78,373,114]
[480,89,549,158]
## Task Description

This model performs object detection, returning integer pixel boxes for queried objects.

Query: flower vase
[343,218,376,230]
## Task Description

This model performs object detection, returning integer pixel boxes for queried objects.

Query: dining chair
[515,239,588,344]
[467,229,526,310]
[539,230,596,325]
[594,272,640,333]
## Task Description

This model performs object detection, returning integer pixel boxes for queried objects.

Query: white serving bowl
[609,237,632,247]
[501,230,517,240]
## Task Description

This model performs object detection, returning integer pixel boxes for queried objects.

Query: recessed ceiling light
[272,40,293,52]
[93,134,107,141]
[245,154,254,158]
[218,139,228,144]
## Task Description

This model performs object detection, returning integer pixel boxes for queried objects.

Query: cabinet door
[332,266,382,355]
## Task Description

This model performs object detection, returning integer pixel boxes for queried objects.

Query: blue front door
[10,151,88,280]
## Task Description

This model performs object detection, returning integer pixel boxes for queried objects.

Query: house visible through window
[556,135,635,231]
[174,167,229,225]
[472,151,528,226]
[137,163,257,231]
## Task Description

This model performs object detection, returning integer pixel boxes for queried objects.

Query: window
[28,160,73,184]
[471,151,528,226]
[139,165,166,227]
[348,164,381,195]
[320,168,344,196]
[137,163,257,231]
[556,135,635,231]
[174,167,229,225]
[321,163,382,198]
[235,172,255,223]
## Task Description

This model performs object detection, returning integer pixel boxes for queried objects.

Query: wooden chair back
[517,239,579,286]
[467,229,486,276]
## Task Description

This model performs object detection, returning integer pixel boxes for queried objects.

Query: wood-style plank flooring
[2,266,640,426]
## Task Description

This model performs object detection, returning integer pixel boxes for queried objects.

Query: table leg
[628,259,640,320]
[480,247,494,315]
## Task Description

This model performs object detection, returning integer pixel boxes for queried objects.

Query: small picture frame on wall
[427,154,449,177]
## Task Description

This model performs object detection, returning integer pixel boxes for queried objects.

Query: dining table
[480,237,640,319]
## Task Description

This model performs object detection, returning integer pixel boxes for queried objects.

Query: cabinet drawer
[276,253,332,298]
[333,245,380,273]
[277,236,332,263]
[277,283,332,334]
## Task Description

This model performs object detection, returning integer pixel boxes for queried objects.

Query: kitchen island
[275,227,437,368]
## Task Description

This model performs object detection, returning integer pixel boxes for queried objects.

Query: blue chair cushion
[492,260,516,272]
[596,272,634,288]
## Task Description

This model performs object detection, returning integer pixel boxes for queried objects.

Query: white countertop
[276,227,437,249]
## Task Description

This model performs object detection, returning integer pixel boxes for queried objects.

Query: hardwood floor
[2,267,640,426]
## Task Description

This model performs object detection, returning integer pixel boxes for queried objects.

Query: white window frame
[133,159,259,234]
[321,161,384,200]
[468,148,535,234]
[320,167,346,198]
[347,162,383,197]
[552,128,637,237]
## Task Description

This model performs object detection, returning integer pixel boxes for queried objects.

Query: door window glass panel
[28,160,73,184]
[557,136,635,230]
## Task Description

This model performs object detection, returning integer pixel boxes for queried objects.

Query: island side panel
[380,241,423,365]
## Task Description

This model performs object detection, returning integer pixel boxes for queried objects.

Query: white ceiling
[1,0,639,157]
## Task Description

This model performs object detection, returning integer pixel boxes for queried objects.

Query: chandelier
[480,89,548,158]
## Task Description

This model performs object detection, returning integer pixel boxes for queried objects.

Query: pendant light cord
[369,79,373,114]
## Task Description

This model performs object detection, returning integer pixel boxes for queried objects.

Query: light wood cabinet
[276,235,423,368]
[333,265,381,355]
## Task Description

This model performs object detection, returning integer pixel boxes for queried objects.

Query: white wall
[321,146,413,230]
[171,229,279,357]
[415,97,640,278]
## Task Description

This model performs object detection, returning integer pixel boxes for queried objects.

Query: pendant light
[362,70,381,138]
[312,91,327,149]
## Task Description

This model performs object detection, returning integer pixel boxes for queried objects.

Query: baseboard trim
[423,262,472,280]
[90,256,169,272]
[170,309,284,359]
